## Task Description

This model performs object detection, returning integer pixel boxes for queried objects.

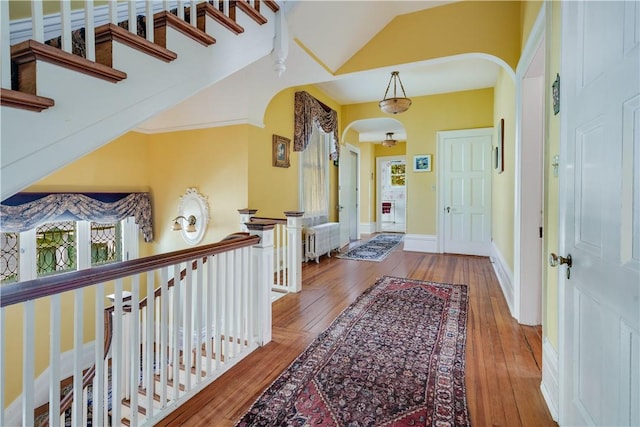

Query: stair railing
[0,224,275,427]
[239,209,303,293]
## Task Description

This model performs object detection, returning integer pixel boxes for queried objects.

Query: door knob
[549,253,572,268]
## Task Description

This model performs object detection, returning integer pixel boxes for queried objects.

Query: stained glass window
[36,221,77,277]
[91,222,122,266]
[0,232,19,284]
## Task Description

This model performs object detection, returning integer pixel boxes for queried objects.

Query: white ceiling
[138,0,500,144]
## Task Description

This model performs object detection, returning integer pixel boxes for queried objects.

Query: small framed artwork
[272,134,290,168]
[552,73,560,115]
[413,154,432,172]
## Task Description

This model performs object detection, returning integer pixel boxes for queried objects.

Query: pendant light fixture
[379,71,411,114]
[382,132,397,147]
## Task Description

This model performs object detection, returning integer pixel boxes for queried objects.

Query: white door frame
[514,5,546,325]
[338,143,360,246]
[376,155,406,233]
[437,127,493,254]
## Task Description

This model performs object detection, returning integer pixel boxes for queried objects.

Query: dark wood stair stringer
[0,88,54,112]
[151,11,216,49]
[95,23,178,68]
[235,0,267,25]
[10,39,127,97]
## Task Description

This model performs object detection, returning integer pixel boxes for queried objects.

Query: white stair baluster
[213,254,221,370]
[84,1,95,61]
[160,267,169,406]
[48,293,61,426]
[183,262,193,390]
[93,283,105,426]
[145,270,155,416]
[176,0,185,20]
[226,251,235,360]
[1,0,11,88]
[146,1,154,43]
[217,253,226,366]
[72,288,84,425]
[60,0,72,54]
[205,255,214,374]
[22,300,35,427]
[112,280,123,425]
[171,265,180,401]
[108,0,118,24]
[31,1,44,43]
[128,0,137,36]
[129,274,140,425]
[190,0,198,27]
[195,258,203,382]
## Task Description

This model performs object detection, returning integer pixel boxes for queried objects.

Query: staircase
[0,1,279,200]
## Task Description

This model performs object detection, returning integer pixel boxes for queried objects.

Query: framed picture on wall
[413,154,432,172]
[272,134,290,168]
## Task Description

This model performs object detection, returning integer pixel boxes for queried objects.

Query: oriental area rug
[236,276,470,427]
[337,233,403,262]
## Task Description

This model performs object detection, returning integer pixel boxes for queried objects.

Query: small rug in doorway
[336,233,403,262]
[236,275,470,427]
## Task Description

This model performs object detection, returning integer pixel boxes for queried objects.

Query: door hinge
[539,227,543,238]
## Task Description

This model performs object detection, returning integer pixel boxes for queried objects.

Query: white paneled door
[559,1,640,425]
[438,128,493,256]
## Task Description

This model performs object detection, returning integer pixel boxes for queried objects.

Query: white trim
[359,222,376,235]
[375,155,406,233]
[134,117,266,134]
[403,234,437,253]
[490,240,515,316]
[513,2,546,325]
[541,337,559,422]
[4,342,95,427]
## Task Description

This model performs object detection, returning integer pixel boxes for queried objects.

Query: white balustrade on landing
[0,230,273,426]
[240,210,303,294]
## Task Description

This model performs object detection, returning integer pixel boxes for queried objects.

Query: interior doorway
[376,156,406,233]
[515,30,545,326]
[338,144,360,247]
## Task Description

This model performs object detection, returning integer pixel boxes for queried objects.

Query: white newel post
[246,221,274,345]
[238,208,258,232]
[284,211,304,292]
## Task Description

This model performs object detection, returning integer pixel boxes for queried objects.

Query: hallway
[158,242,556,426]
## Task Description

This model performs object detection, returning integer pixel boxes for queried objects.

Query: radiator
[304,222,340,263]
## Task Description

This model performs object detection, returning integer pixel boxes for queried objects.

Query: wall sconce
[173,188,210,245]
[171,215,197,232]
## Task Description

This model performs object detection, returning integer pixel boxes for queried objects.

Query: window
[36,221,77,277]
[0,218,138,284]
[390,162,406,186]
[300,125,331,225]
[0,232,19,284]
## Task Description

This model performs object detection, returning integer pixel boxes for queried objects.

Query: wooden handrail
[0,234,260,308]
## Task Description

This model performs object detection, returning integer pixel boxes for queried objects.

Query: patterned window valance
[0,192,154,242]
[294,91,340,160]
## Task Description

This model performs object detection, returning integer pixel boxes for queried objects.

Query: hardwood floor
[157,242,557,426]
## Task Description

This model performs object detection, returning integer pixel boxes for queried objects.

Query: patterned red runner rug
[237,276,470,426]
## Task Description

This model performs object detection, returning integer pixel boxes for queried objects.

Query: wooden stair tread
[235,1,268,25]
[196,2,244,35]
[153,11,216,47]
[95,23,178,63]
[264,1,280,12]
[11,39,127,84]
[0,88,54,112]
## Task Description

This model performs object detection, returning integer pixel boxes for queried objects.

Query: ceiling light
[379,71,411,114]
[382,132,397,147]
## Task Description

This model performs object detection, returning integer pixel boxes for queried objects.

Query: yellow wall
[343,89,494,236]
[146,125,250,254]
[248,85,342,222]
[492,69,516,270]
[337,1,522,74]
[521,1,544,51]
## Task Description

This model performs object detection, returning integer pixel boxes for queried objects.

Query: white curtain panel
[300,125,330,226]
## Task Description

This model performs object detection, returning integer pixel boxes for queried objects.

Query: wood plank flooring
[156,240,557,426]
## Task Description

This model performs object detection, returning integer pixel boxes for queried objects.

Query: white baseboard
[359,222,376,235]
[541,337,559,422]
[403,234,437,253]
[490,241,515,317]
[5,342,95,426]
